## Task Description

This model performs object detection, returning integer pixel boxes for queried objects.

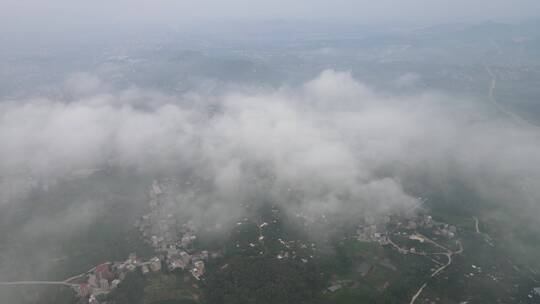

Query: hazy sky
[2,0,540,35]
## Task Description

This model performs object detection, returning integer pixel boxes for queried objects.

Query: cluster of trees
[204,256,325,304]
[0,286,76,304]
[104,271,146,304]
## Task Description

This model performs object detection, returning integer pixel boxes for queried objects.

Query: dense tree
[105,271,146,304]
[204,256,324,304]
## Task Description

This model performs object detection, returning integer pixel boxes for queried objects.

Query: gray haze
[1,2,540,303]
[2,0,540,34]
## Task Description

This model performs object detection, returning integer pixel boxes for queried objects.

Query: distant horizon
[3,16,540,50]
[2,0,540,38]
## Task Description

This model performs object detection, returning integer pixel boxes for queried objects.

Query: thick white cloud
[1,70,539,225]
[2,69,540,288]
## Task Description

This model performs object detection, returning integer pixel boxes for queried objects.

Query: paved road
[430,253,452,278]
[485,65,538,128]
[409,282,427,304]
[0,262,112,289]
[63,265,99,283]
[472,216,495,247]
[0,281,77,287]
[473,216,480,233]
[409,238,463,304]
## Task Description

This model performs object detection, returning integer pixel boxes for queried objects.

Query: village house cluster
[136,179,218,280]
[357,214,458,247]
[404,214,457,239]
[74,179,224,303]
[356,215,392,245]
[356,224,390,245]
[73,252,162,299]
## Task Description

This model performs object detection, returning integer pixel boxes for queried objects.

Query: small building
[409,234,425,243]
[127,253,138,264]
[357,262,373,277]
[150,257,162,272]
[194,261,205,274]
[167,246,178,257]
[126,264,137,272]
[441,229,455,239]
[376,233,390,245]
[181,234,196,248]
[99,278,110,289]
[111,279,121,289]
[192,253,202,263]
[95,263,113,281]
[423,215,434,228]
[534,287,540,296]
[327,284,342,292]
[180,251,191,265]
[191,261,205,280]
[141,264,150,274]
[77,283,92,297]
[118,272,126,280]
[151,235,159,247]
[88,294,99,304]
[87,274,98,288]
[152,181,163,196]
[169,258,186,271]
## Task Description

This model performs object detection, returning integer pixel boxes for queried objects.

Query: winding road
[408,237,463,304]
